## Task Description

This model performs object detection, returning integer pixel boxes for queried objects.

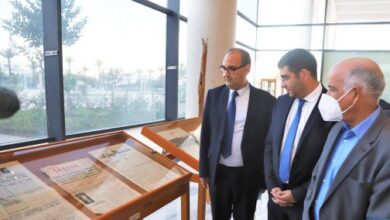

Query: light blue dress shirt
[314,107,380,220]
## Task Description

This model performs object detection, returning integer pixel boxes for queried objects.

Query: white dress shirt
[280,84,322,166]
[219,84,250,167]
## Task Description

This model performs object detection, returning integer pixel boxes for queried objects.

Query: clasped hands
[270,187,296,207]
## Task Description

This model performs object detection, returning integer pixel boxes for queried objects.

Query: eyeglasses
[219,63,247,74]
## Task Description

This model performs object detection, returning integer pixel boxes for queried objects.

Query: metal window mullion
[165,0,179,121]
[42,0,65,140]
[320,0,329,82]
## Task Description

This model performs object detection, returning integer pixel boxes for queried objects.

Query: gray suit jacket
[303,110,390,220]
[385,109,390,118]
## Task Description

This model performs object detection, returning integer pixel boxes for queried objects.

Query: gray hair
[344,67,385,100]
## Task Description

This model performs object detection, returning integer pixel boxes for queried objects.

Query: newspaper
[0,161,88,220]
[41,158,140,214]
[89,143,181,191]
[158,127,200,159]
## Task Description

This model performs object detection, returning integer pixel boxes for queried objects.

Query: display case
[141,118,207,220]
[0,131,191,220]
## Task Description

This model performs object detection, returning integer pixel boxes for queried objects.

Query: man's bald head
[331,57,385,101]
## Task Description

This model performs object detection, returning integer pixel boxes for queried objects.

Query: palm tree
[0,37,19,76]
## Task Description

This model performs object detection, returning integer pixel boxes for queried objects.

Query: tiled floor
[145,182,269,220]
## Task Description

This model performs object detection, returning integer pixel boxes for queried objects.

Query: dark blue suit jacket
[264,87,334,204]
[199,84,275,189]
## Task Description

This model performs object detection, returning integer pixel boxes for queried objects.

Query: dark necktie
[221,91,239,158]
[279,99,306,183]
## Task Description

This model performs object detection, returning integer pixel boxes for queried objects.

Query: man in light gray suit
[302,57,390,220]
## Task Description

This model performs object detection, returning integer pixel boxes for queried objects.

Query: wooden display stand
[141,117,207,220]
[0,131,191,220]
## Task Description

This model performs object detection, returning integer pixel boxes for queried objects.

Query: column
[185,0,237,118]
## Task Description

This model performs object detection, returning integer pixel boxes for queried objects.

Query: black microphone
[0,87,20,119]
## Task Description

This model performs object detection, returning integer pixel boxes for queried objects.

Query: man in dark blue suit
[199,48,275,220]
[264,49,334,220]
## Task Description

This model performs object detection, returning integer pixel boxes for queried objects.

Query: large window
[324,24,390,50]
[322,51,390,101]
[257,26,323,50]
[237,0,390,98]
[0,0,184,149]
[180,0,188,18]
[238,0,258,22]
[257,0,325,25]
[0,0,47,145]
[148,0,167,8]
[62,0,166,134]
[236,16,257,48]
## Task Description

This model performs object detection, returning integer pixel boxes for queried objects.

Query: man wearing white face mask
[317,86,358,121]
[303,57,390,220]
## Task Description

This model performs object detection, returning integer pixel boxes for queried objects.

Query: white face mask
[318,87,356,122]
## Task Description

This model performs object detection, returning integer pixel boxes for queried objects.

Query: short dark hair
[0,87,20,119]
[278,48,317,78]
[227,48,251,66]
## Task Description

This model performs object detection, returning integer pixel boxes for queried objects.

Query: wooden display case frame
[0,131,191,220]
[141,117,207,220]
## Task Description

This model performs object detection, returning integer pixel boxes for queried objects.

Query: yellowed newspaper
[0,161,88,220]
[89,143,181,191]
[158,127,200,159]
[41,158,140,214]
